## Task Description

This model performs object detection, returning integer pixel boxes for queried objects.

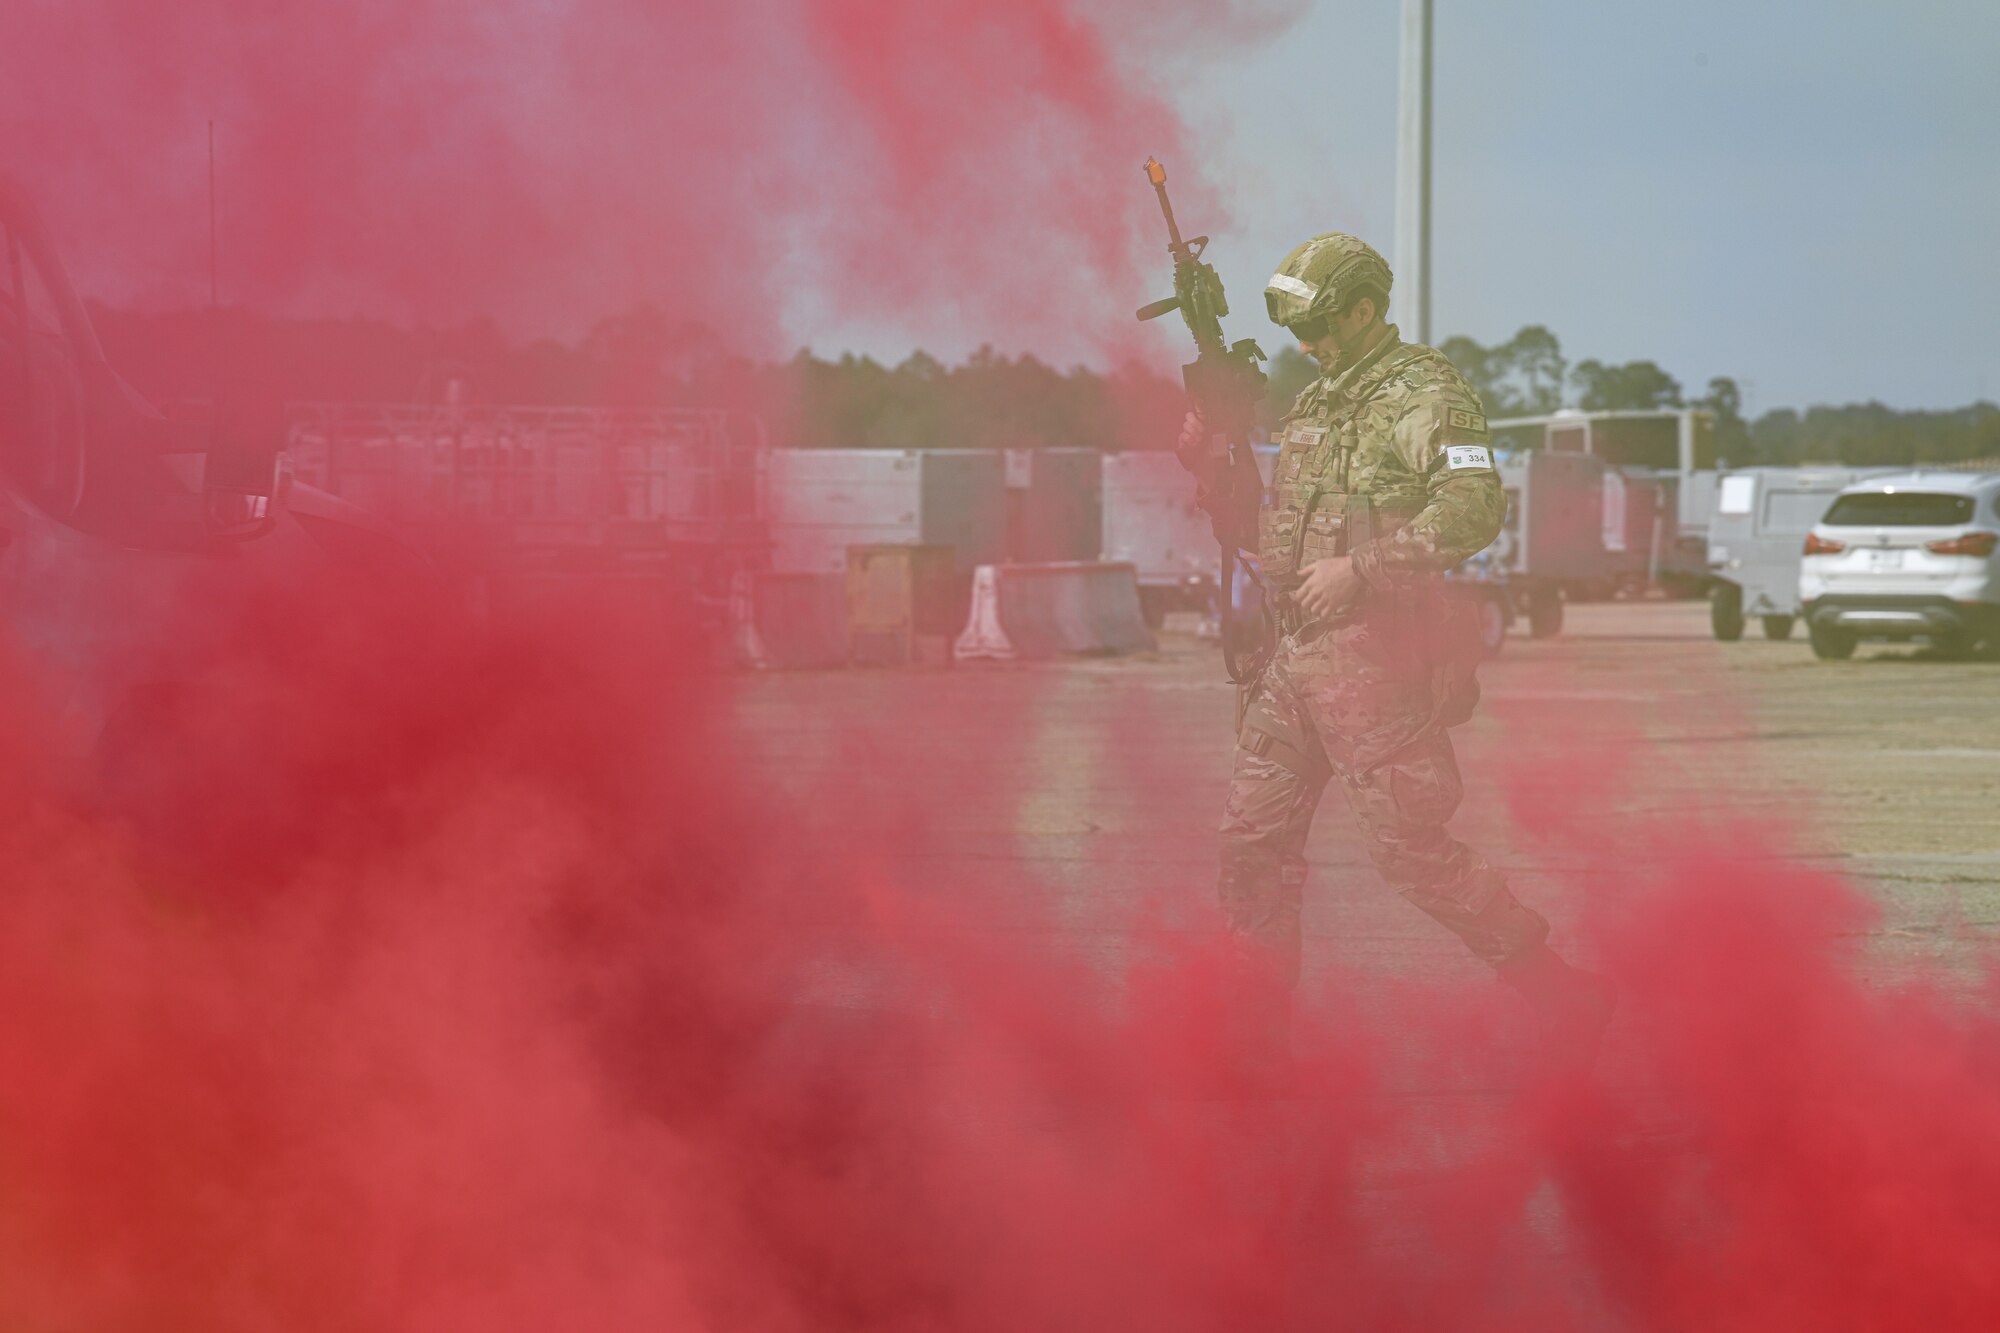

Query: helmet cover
[1264,233,1394,328]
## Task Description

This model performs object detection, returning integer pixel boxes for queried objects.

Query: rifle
[1135,157,1272,683]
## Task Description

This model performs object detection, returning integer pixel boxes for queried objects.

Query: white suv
[1798,471,2000,660]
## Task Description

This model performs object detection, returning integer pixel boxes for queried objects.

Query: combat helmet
[1264,233,1393,331]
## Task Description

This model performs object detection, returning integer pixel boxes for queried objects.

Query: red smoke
[6,2,2000,1329]
[0,0,1237,360]
[13,553,2000,1329]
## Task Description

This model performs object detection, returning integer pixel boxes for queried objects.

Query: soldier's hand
[1297,556,1362,622]
[1175,406,1214,472]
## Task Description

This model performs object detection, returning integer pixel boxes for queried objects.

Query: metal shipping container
[1102,448,1288,625]
[1101,451,1219,584]
[763,448,1007,577]
[1005,448,1102,564]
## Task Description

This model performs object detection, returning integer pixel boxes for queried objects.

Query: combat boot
[1497,944,1618,1078]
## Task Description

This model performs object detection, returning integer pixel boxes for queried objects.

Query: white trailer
[1705,465,1902,640]
[1100,451,1227,626]
[762,448,1007,577]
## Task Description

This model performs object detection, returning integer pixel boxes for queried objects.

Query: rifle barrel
[1143,158,1185,252]
[1154,186,1185,252]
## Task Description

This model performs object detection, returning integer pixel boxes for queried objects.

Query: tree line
[1428,326,2000,468]
[87,302,1998,467]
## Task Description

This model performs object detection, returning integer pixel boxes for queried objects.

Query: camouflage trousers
[1218,616,1548,987]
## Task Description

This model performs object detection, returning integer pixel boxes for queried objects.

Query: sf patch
[1445,406,1489,438]
[1444,444,1495,472]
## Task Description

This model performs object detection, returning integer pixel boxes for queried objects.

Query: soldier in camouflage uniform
[1180,233,1611,1067]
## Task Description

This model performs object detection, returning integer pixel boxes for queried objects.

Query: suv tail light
[1924,532,1998,557]
[1803,532,1846,555]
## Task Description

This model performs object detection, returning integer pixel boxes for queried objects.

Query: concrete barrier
[731,571,850,669]
[954,562,1157,661]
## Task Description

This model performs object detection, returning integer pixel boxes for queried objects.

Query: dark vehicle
[0,175,428,787]
[1489,408,1720,597]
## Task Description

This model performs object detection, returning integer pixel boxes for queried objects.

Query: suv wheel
[1808,622,1857,660]
[1929,631,1973,662]
[1710,583,1745,641]
[1761,614,1795,641]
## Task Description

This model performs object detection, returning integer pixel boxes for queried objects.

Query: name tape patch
[1444,444,1494,472]
[1284,424,1328,449]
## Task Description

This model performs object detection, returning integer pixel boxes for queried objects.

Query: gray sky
[1167,0,1999,414]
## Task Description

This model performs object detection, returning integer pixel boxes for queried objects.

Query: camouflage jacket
[1260,326,1504,594]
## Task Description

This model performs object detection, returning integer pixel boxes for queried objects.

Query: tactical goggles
[1286,314,1333,343]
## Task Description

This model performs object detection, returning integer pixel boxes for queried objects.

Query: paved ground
[738,599,2000,991]
[730,600,2000,1312]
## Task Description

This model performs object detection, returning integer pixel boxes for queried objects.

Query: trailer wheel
[1526,587,1564,639]
[1710,583,1745,641]
[1761,614,1795,641]
[1808,622,1856,660]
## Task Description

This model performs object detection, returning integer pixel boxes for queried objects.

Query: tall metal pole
[1394,0,1433,345]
